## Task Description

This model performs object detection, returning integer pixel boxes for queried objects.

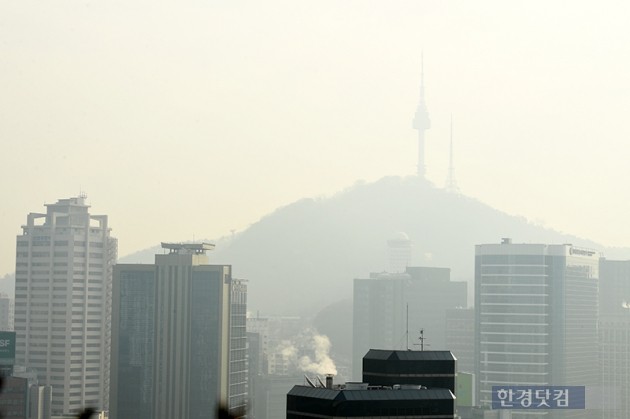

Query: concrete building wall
[14,196,116,414]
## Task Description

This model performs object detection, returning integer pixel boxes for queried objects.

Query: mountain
[123,176,630,315]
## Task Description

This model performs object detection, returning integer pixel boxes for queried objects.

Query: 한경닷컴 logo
[492,386,585,409]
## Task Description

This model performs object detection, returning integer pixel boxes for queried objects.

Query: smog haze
[2,0,630,274]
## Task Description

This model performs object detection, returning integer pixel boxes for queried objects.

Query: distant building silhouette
[246,315,310,419]
[110,243,247,419]
[475,239,600,419]
[14,196,116,414]
[352,267,466,380]
[599,258,630,419]
[445,308,474,373]
[387,233,412,273]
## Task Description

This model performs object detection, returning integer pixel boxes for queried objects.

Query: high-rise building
[109,243,247,419]
[599,258,630,419]
[352,267,466,380]
[14,196,116,414]
[475,239,599,419]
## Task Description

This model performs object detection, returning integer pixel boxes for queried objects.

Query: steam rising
[273,328,337,375]
[298,333,337,375]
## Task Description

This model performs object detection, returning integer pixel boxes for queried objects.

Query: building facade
[14,196,116,414]
[599,259,630,419]
[110,243,247,419]
[475,239,599,419]
[353,267,466,380]
[445,308,474,373]
[0,376,28,419]
[0,293,14,331]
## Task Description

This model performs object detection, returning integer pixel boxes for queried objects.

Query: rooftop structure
[362,349,457,394]
[287,384,454,419]
[160,242,215,254]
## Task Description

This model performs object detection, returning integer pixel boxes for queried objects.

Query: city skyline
[2,1,630,274]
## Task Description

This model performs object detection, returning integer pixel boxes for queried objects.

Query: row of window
[17,252,104,258]
[17,240,106,247]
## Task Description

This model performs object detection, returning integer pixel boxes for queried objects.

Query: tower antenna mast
[412,53,431,178]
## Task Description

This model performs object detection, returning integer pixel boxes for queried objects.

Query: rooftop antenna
[413,329,428,351]
[445,114,459,193]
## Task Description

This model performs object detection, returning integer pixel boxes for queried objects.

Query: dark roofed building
[286,385,455,419]
[287,349,457,418]
[362,349,456,393]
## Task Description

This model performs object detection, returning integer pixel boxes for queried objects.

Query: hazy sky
[2,1,630,274]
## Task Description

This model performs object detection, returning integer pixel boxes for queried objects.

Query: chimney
[325,374,333,389]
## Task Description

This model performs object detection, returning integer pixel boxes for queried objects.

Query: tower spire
[412,54,431,177]
[445,115,459,193]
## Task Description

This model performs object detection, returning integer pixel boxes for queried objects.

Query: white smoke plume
[278,341,298,359]
[297,333,337,375]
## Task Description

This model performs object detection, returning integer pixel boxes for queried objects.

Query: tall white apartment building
[14,196,117,414]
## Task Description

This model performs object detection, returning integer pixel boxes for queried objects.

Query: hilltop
[122,175,628,315]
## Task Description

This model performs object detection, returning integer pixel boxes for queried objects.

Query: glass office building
[475,239,599,419]
[110,243,247,419]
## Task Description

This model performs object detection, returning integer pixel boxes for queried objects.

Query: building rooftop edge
[161,242,215,251]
